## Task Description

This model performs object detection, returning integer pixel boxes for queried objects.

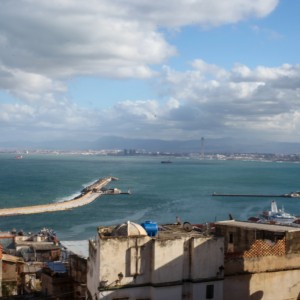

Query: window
[229,232,233,243]
[206,284,214,299]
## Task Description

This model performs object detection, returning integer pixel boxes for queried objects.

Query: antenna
[200,137,205,159]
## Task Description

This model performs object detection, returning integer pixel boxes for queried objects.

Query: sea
[1,153,300,241]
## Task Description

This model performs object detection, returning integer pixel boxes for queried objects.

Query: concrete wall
[96,283,224,300]
[152,238,185,284]
[87,233,224,300]
[286,231,300,254]
[87,239,99,299]
[0,259,2,297]
[99,286,152,300]
[99,235,152,286]
[226,254,300,275]
[224,269,300,300]
[192,281,223,300]
[87,235,153,298]
[216,223,300,299]
[69,255,87,300]
[99,285,182,300]
[192,237,224,279]
[41,273,72,299]
[69,255,87,284]
[2,261,18,282]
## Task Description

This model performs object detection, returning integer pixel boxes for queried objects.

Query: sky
[1,0,300,150]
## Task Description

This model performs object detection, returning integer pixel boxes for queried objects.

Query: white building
[87,221,224,300]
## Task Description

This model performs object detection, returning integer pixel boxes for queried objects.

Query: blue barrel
[141,221,158,237]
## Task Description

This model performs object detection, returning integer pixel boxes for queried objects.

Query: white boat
[285,191,300,198]
[260,201,297,224]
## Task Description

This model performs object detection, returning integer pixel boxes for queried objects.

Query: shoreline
[0,177,114,217]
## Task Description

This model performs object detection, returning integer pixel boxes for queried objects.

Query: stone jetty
[0,177,114,217]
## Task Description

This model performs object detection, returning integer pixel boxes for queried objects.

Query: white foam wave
[54,178,98,203]
[82,179,98,188]
[54,192,81,203]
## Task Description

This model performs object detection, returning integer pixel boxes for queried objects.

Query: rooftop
[157,223,212,239]
[99,222,213,239]
[215,220,300,232]
[15,241,60,249]
[60,240,89,259]
[2,254,23,263]
[111,221,147,237]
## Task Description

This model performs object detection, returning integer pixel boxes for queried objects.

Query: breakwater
[0,177,114,217]
[212,193,296,198]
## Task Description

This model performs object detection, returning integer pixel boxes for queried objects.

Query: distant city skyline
[1,0,300,152]
[1,136,300,155]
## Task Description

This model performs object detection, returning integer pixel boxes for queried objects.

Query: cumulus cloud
[0,0,286,145]
[0,99,102,144]
[156,61,300,140]
[0,0,175,80]
[3,59,300,143]
[94,60,300,142]
[0,0,277,80]
[121,0,278,27]
[2,60,300,144]
[0,66,66,104]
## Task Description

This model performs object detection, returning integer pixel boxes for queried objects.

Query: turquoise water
[1,154,300,240]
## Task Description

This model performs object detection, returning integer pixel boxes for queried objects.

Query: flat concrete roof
[215,220,300,232]
[60,240,89,259]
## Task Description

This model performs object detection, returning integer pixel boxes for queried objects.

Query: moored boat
[161,160,172,164]
[284,191,300,198]
[249,200,298,225]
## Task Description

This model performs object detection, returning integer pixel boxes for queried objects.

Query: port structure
[0,177,117,217]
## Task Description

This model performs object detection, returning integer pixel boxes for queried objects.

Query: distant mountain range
[1,136,300,154]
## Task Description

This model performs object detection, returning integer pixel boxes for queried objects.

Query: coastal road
[0,177,113,217]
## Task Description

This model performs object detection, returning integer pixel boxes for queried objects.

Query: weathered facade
[1,254,23,297]
[69,254,87,300]
[41,261,73,299]
[0,231,15,254]
[87,221,224,300]
[0,228,63,298]
[61,240,89,300]
[20,262,43,294]
[0,244,2,297]
[14,228,60,262]
[0,229,18,296]
[16,242,60,262]
[215,220,300,300]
